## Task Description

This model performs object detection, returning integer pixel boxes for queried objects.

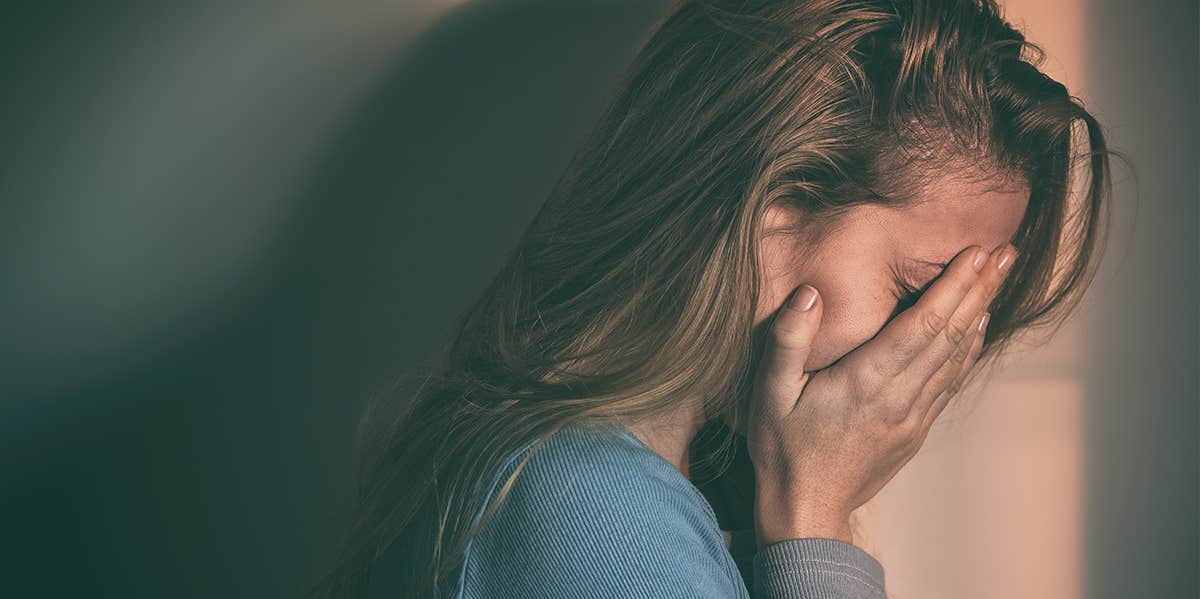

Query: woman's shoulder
[506,421,695,497]
[456,421,745,598]
[482,420,724,539]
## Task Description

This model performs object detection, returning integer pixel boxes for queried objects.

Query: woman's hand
[746,242,1018,547]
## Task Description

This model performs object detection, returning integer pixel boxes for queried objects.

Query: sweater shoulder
[478,421,722,544]
[455,422,745,598]
[506,422,700,505]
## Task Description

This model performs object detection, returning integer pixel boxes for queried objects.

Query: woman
[312,0,1118,597]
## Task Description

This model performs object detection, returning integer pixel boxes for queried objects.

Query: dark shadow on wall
[1,1,674,597]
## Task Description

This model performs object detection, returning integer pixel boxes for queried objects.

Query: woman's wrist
[753,491,854,547]
[755,513,855,547]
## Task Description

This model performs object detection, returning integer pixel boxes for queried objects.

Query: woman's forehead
[879,173,1030,261]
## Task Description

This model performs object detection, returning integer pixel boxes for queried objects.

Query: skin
[754,172,1029,370]
[624,168,1030,543]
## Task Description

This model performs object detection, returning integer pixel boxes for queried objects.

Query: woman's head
[501,0,1114,425]
[312,1,1121,596]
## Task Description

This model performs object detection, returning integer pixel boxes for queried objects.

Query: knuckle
[880,395,912,426]
[909,423,931,451]
[950,335,974,364]
[944,313,974,346]
[897,418,922,445]
[920,308,949,340]
[944,379,964,399]
[933,388,952,412]
[896,411,922,437]
[926,366,952,392]
[849,366,882,399]
[887,419,923,454]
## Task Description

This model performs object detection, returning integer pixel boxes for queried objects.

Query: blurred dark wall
[1,1,672,596]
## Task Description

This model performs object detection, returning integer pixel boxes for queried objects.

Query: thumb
[756,284,822,418]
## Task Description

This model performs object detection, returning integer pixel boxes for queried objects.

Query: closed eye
[896,280,923,307]
[888,263,939,320]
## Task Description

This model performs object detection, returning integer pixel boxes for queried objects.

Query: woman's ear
[761,202,789,232]
[761,202,806,237]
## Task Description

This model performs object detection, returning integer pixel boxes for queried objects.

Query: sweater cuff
[752,537,886,599]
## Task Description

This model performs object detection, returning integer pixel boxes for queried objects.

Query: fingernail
[792,284,818,311]
[971,247,987,272]
[977,311,990,333]
[997,247,1016,273]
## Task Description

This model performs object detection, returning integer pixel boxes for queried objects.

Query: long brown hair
[309,1,1127,596]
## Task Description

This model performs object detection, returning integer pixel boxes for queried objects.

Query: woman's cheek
[803,293,892,371]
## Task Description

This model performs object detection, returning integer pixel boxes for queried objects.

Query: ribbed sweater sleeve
[402,422,888,599]
[753,537,886,598]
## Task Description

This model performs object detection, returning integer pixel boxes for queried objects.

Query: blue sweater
[368,421,886,598]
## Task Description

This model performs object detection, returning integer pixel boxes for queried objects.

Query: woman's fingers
[906,243,1016,391]
[755,284,823,419]
[919,311,989,434]
[846,245,986,381]
[911,309,986,424]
